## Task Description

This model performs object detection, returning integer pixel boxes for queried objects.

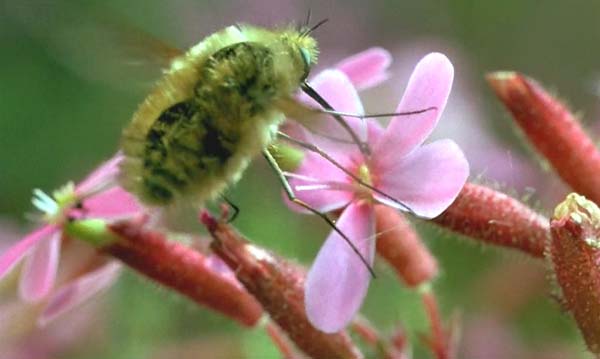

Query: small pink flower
[286,52,469,332]
[0,153,140,324]
[38,261,122,326]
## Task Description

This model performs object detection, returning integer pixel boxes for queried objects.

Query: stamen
[294,182,354,192]
[53,182,76,207]
[295,184,336,191]
[282,172,322,182]
[32,189,59,215]
[31,182,80,225]
[357,164,373,186]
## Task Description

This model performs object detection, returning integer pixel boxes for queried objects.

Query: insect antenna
[277,131,418,216]
[301,18,329,38]
[304,8,312,28]
[301,82,371,156]
[295,9,312,32]
[262,148,377,278]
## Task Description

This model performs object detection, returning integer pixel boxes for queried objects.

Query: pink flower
[0,153,140,324]
[286,51,469,332]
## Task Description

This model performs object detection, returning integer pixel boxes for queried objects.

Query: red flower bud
[550,193,600,354]
[106,219,263,327]
[433,183,549,257]
[375,205,438,286]
[487,72,600,204]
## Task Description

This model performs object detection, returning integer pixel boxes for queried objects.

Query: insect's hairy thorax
[194,42,279,138]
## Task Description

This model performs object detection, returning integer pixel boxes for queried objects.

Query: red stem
[387,326,410,359]
[350,316,380,347]
[265,322,298,359]
[202,212,364,359]
[421,290,449,359]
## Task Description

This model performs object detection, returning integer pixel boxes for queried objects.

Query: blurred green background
[2,0,599,358]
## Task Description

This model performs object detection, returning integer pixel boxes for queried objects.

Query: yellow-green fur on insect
[120,24,318,206]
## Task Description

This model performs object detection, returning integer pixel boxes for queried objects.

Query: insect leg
[301,82,371,156]
[277,131,418,217]
[220,195,240,223]
[262,148,376,278]
[301,83,437,154]
[318,106,437,119]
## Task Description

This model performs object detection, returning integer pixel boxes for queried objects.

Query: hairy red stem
[265,322,298,359]
[202,212,363,359]
[433,182,549,257]
[421,290,449,359]
[351,316,402,359]
[389,325,408,353]
[106,220,263,327]
[487,72,600,204]
[350,316,380,347]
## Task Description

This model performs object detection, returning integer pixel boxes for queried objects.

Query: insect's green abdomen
[137,42,282,205]
[140,101,236,204]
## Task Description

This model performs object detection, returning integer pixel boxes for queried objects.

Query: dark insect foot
[220,196,240,223]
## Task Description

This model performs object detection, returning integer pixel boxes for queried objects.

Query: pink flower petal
[373,139,469,218]
[0,225,58,280]
[304,70,364,115]
[285,152,354,213]
[18,230,62,302]
[335,47,392,90]
[365,118,386,146]
[38,261,121,327]
[298,70,367,158]
[84,187,140,219]
[280,120,310,144]
[374,53,454,163]
[305,202,375,333]
[76,152,124,195]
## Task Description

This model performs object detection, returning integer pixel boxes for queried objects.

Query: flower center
[32,182,78,225]
[357,163,373,186]
[353,163,376,202]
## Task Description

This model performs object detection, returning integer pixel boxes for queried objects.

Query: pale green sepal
[269,143,305,172]
[64,219,120,247]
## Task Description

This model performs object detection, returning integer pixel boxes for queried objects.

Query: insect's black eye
[299,48,311,80]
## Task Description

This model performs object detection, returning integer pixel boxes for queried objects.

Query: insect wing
[6,2,184,92]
